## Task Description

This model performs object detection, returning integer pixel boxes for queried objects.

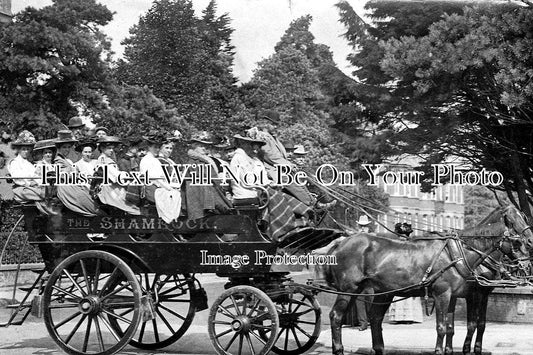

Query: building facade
[375,164,465,236]
[0,0,11,24]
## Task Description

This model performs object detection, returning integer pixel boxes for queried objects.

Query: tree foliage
[336,1,533,215]
[115,0,240,133]
[0,0,113,138]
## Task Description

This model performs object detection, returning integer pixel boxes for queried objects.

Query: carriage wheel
[43,250,141,355]
[261,291,321,355]
[107,273,196,350]
[208,285,279,355]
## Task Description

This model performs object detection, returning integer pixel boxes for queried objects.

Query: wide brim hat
[75,139,98,152]
[257,110,281,124]
[284,141,296,152]
[293,144,308,155]
[11,130,36,148]
[97,136,123,145]
[54,130,78,145]
[142,130,167,144]
[357,215,371,226]
[94,126,109,134]
[33,139,56,151]
[68,116,85,129]
[213,135,232,149]
[233,134,266,145]
[188,131,214,145]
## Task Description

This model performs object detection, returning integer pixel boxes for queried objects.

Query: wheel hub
[231,315,251,333]
[79,295,101,315]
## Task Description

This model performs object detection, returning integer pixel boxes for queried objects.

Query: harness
[300,233,522,308]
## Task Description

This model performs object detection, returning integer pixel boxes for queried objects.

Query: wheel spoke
[213,320,232,325]
[159,303,186,321]
[291,327,302,348]
[100,282,130,302]
[64,314,87,344]
[97,314,121,341]
[297,320,317,325]
[224,331,239,351]
[118,308,134,317]
[247,298,261,317]
[156,308,175,334]
[62,270,86,297]
[48,302,80,309]
[284,327,290,350]
[294,323,312,338]
[101,308,132,324]
[217,304,237,319]
[82,315,93,352]
[238,334,244,355]
[93,315,106,352]
[138,320,147,343]
[98,266,120,297]
[216,328,234,339]
[245,333,256,355]
[249,329,267,345]
[51,285,82,301]
[79,259,91,294]
[152,318,160,343]
[296,308,314,317]
[230,295,241,315]
[54,311,82,330]
[93,258,101,293]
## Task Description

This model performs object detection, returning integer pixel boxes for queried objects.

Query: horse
[452,207,530,355]
[321,205,533,355]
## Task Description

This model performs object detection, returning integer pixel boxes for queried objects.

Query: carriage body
[4,204,343,355]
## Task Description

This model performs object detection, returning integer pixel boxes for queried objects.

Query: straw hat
[54,130,78,145]
[189,131,214,145]
[33,139,56,151]
[357,215,371,226]
[233,134,266,145]
[97,136,122,145]
[11,130,36,148]
[293,144,307,155]
[94,126,109,135]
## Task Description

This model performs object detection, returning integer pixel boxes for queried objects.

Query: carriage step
[5,302,31,309]
[18,286,34,292]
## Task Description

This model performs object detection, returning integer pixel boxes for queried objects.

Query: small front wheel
[208,285,279,355]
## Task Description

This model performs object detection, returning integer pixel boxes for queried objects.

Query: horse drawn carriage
[2,186,533,355]
[0,193,344,355]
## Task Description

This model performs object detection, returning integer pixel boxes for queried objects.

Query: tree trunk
[509,152,532,218]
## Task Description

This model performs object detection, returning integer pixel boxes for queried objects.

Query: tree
[115,0,240,133]
[377,4,533,215]
[0,0,114,137]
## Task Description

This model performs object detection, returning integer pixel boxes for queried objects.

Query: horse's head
[502,205,533,251]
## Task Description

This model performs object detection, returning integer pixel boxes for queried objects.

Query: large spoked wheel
[108,273,196,350]
[208,285,279,355]
[43,250,142,355]
[267,291,321,355]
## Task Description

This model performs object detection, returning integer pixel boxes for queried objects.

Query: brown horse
[322,205,533,355]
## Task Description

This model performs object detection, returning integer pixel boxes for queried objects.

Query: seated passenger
[230,134,311,241]
[95,136,140,215]
[53,130,99,216]
[75,139,97,178]
[118,136,142,172]
[185,131,232,220]
[33,138,57,198]
[139,132,181,223]
[8,131,45,203]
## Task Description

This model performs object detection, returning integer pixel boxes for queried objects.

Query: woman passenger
[75,139,97,177]
[54,130,99,216]
[95,136,141,215]
[8,131,44,203]
[140,132,181,223]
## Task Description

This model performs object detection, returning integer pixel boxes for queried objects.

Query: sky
[12,0,367,82]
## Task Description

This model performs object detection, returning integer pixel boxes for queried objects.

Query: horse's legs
[369,294,393,355]
[444,297,457,355]
[462,291,478,355]
[330,295,351,355]
[473,290,490,355]
[434,291,452,355]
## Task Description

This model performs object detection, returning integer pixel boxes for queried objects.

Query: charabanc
[0,185,344,355]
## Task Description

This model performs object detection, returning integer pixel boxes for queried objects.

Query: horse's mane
[459,206,507,238]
